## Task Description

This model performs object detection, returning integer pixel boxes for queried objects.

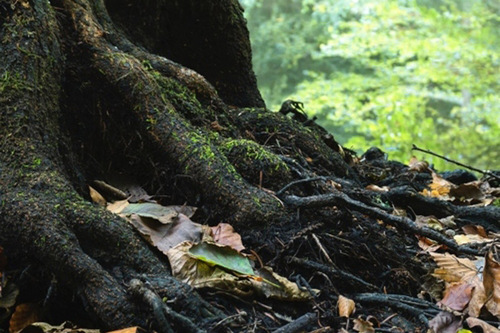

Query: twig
[271,312,316,333]
[412,144,500,180]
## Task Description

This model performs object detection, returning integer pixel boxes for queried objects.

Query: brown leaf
[129,213,204,254]
[210,223,245,252]
[353,317,375,333]
[337,295,355,317]
[422,172,456,198]
[88,186,106,206]
[428,311,462,333]
[408,156,429,173]
[462,225,488,238]
[9,303,41,333]
[450,181,485,201]
[467,276,487,318]
[466,317,500,333]
[438,282,474,311]
[429,252,479,283]
[483,242,500,318]
[365,184,389,192]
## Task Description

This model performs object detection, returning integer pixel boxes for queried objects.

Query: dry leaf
[337,295,355,317]
[467,277,487,318]
[415,215,444,231]
[9,303,42,333]
[450,181,485,202]
[428,311,462,333]
[466,317,500,333]
[430,252,479,283]
[462,225,488,238]
[353,317,375,333]
[422,172,456,198]
[438,282,474,311]
[107,199,130,214]
[166,241,314,301]
[365,184,389,192]
[408,156,429,172]
[483,243,500,318]
[89,186,106,206]
[210,223,245,252]
[129,213,204,254]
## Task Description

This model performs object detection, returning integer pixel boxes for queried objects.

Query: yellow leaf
[337,295,355,317]
[89,186,106,206]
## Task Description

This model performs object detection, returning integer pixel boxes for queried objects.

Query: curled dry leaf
[129,213,204,255]
[408,156,429,173]
[337,295,355,317]
[353,317,375,333]
[465,317,500,333]
[428,311,462,333]
[210,223,245,252]
[88,186,106,206]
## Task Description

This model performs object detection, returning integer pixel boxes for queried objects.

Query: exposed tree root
[1,0,498,332]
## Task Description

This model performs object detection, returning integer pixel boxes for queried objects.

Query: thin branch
[412,144,500,180]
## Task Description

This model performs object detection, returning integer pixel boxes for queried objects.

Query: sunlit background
[240,0,499,172]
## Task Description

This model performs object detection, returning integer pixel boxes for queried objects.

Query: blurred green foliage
[241,0,499,171]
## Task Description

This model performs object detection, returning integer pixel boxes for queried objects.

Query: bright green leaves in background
[241,0,499,171]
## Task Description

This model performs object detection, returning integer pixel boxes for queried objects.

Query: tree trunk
[0,1,496,332]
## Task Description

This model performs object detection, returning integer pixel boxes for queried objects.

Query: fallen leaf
[89,186,106,206]
[337,295,355,317]
[167,241,314,301]
[421,172,456,198]
[107,199,130,214]
[210,223,245,252]
[415,215,444,231]
[438,282,474,311]
[188,242,254,276]
[120,202,179,224]
[353,317,375,333]
[450,181,484,201]
[429,252,480,283]
[408,156,429,173]
[483,243,500,318]
[365,184,389,192]
[9,303,42,333]
[428,311,462,333]
[462,225,487,238]
[128,213,204,254]
[466,317,500,333]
